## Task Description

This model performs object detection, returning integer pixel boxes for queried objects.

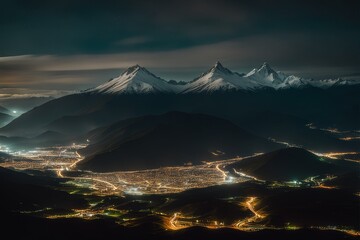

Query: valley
[0,137,359,238]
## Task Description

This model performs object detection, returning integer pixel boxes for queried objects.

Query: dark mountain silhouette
[234,111,360,152]
[0,60,358,139]
[0,84,359,144]
[78,112,281,172]
[226,147,352,181]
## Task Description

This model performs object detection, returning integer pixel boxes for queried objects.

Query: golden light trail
[316,184,336,189]
[215,164,227,181]
[69,151,84,168]
[233,168,261,182]
[56,169,64,178]
[322,152,359,158]
[246,197,264,219]
[55,150,84,178]
[234,197,265,229]
[169,212,180,229]
[311,151,360,163]
[165,212,194,230]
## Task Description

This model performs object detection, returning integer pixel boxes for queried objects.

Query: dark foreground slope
[0,167,358,240]
[2,215,356,240]
[2,176,358,240]
[323,171,360,191]
[0,167,87,213]
[79,112,280,171]
[226,147,353,181]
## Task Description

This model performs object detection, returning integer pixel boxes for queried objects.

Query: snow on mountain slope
[244,62,312,89]
[86,62,359,95]
[88,65,178,94]
[276,75,309,89]
[245,62,284,87]
[182,62,262,93]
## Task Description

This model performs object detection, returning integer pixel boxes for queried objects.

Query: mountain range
[0,61,359,141]
[86,62,360,94]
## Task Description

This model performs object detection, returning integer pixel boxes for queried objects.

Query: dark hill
[226,147,351,181]
[0,93,113,137]
[1,86,359,140]
[78,112,280,172]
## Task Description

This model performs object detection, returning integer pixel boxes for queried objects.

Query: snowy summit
[182,61,262,93]
[89,65,176,94]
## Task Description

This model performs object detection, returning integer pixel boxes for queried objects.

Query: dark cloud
[0,0,359,90]
[1,0,359,55]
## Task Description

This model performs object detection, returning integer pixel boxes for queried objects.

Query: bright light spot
[12,110,17,114]
[225,176,235,183]
[125,187,143,195]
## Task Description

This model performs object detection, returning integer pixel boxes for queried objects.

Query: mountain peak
[258,62,275,73]
[214,61,223,68]
[261,62,270,67]
[122,64,148,75]
[88,64,175,94]
[209,61,232,75]
[183,61,262,93]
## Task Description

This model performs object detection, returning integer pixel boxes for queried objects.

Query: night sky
[0,0,359,93]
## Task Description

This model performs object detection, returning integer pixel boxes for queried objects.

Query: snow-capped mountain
[182,62,262,93]
[245,62,310,89]
[88,65,177,94]
[245,62,284,87]
[87,62,359,95]
[276,75,309,89]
